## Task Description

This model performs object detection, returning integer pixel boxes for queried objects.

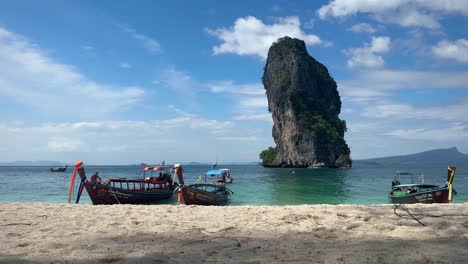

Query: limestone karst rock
[260,37,351,168]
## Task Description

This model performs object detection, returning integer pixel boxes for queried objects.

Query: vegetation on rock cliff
[297,113,350,162]
[259,147,277,166]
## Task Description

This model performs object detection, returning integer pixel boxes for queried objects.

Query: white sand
[1,203,468,263]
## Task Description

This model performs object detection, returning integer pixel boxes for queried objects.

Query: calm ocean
[0,164,466,205]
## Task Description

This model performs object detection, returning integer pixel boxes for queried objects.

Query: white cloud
[161,69,264,96]
[385,123,468,141]
[207,16,322,59]
[361,102,413,118]
[0,27,145,118]
[0,109,272,163]
[209,81,270,122]
[156,68,202,107]
[377,9,441,29]
[339,69,468,103]
[343,116,468,159]
[216,136,260,141]
[346,122,375,133]
[344,36,391,68]
[361,99,468,122]
[432,39,468,64]
[318,0,468,29]
[209,81,264,95]
[161,68,194,92]
[239,97,268,109]
[348,23,377,33]
[344,69,468,89]
[159,69,271,123]
[48,138,81,152]
[120,24,161,53]
[119,62,132,69]
[234,113,272,122]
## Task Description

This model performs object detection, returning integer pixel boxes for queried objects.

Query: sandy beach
[1,203,468,263]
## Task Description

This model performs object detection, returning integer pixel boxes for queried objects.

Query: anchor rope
[393,204,468,226]
[393,204,426,226]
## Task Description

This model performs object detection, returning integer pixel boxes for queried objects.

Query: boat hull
[181,185,229,206]
[50,168,67,172]
[84,182,174,205]
[389,188,450,204]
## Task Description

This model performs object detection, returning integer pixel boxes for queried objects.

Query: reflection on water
[0,164,466,205]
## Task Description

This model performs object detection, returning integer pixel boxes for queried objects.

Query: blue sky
[1,0,468,164]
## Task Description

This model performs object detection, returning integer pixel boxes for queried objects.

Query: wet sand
[1,203,468,263]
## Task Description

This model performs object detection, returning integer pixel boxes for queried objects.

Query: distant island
[260,37,351,168]
[0,160,66,166]
[355,147,468,165]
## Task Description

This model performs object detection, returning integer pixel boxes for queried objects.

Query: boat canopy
[142,166,167,171]
[206,169,225,175]
[393,183,434,187]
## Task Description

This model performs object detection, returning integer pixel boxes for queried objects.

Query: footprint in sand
[313,227,337,239]
[434,221,451,230]
[6,232,22,237]
[17,242,31,248]
[336,213,349,218]
[39,227,53,232]
[375,224,396,231]
[46,242,65,249]
[99,257,123,263]
[312,226,326,232]
[344,223,361,230]
[282,214,313,223]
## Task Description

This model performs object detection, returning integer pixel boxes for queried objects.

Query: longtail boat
[50,165,68,172]
[388,166,457,204]
[174,164,233,205]
[181,184,232,205]
[68,161,177,205]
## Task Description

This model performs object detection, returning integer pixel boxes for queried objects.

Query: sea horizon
[1,163,466,205]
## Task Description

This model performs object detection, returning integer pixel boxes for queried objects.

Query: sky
[0,0,468,164]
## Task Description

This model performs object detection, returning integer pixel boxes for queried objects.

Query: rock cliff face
[260,37,351,168]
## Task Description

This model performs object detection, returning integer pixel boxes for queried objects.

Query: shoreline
[1,203,468,263]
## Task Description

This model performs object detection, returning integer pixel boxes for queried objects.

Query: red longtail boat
[69,161,178,205]
[173,164,233,206]
[181,184,232,205]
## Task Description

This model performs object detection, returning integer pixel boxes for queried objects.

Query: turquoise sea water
[0,164,467,205]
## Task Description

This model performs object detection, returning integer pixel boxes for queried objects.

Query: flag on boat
[419,172,425,184]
